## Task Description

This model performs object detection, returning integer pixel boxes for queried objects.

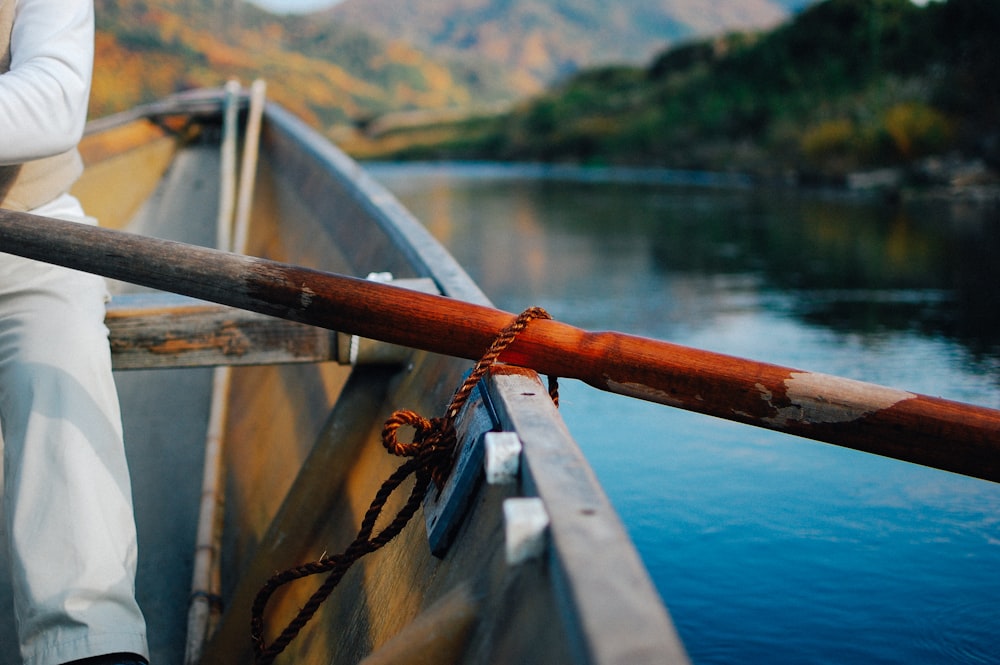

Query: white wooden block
[484,431,522,484]
[503,497,549,565]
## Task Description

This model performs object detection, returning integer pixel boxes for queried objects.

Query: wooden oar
[2,208,998,483]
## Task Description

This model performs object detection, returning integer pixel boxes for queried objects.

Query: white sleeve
[0,0,93,165]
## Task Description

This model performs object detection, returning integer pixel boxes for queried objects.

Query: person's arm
[0,0,93,165]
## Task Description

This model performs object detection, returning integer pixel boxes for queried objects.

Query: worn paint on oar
[1,208,998,483]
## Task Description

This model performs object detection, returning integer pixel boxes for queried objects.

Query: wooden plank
[106,293,337,369]
[423,379,499,556]
[357,584,478,665]
[108,276,438,370]
[486,365,691,665]
[199,365,398,665]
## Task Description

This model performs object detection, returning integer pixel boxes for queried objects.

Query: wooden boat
[1,85,998,665]
[0,85,688,664]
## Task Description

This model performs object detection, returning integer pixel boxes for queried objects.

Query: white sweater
[0,0,93,165]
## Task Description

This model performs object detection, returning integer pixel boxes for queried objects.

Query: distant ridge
[327,0,803,95]
[91,0,483,126]
[347,0,1000,193]
[90,0,820,134]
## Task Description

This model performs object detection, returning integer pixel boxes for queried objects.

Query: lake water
[367,162,1000,665]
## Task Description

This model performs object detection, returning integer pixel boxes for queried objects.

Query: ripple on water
[914,599,1000,664]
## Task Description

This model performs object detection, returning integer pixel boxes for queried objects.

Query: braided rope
[250,307,555,664]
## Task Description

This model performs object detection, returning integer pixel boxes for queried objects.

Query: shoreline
[359,158,1000,206]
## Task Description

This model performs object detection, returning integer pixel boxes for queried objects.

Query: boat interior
[0,89,685,665]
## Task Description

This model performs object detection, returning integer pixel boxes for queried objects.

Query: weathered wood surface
[107,293,337,369]
[487,366,689,665]
[199,365,400,665]
[106,277,438,370]
[203,97,691,665]
[2,208,998,482]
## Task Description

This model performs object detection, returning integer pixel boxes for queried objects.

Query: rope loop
[381,409,436,457]
[250,307,558,664]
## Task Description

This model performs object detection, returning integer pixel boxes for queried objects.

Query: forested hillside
[363,0,999,187]
[90,0,487,126]
[90,0,812,128]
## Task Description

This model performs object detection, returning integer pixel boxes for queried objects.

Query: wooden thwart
[107,293,337,369]
[108,277,436,370]
[2,208,999,483]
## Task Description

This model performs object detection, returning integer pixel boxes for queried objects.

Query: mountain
[354,0,1000,186]
[90,0,484,126]
[325,0,805,95]
[91,0,820,131]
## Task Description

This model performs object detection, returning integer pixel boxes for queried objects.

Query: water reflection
[542,180,999,358]
[374,163,1000,397]
[368,162,1000,664]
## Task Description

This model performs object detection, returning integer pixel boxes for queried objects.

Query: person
[0,0,149,663]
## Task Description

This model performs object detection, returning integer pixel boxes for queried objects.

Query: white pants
[0,195,148,665]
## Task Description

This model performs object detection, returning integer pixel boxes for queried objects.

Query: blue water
[368,162,1000,664]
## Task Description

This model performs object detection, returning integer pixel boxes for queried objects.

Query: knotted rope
[250,307,557,664]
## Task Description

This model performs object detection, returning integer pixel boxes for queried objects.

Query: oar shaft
[2,209,998,482]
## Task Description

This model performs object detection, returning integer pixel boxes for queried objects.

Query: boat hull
[0,89,686,665]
